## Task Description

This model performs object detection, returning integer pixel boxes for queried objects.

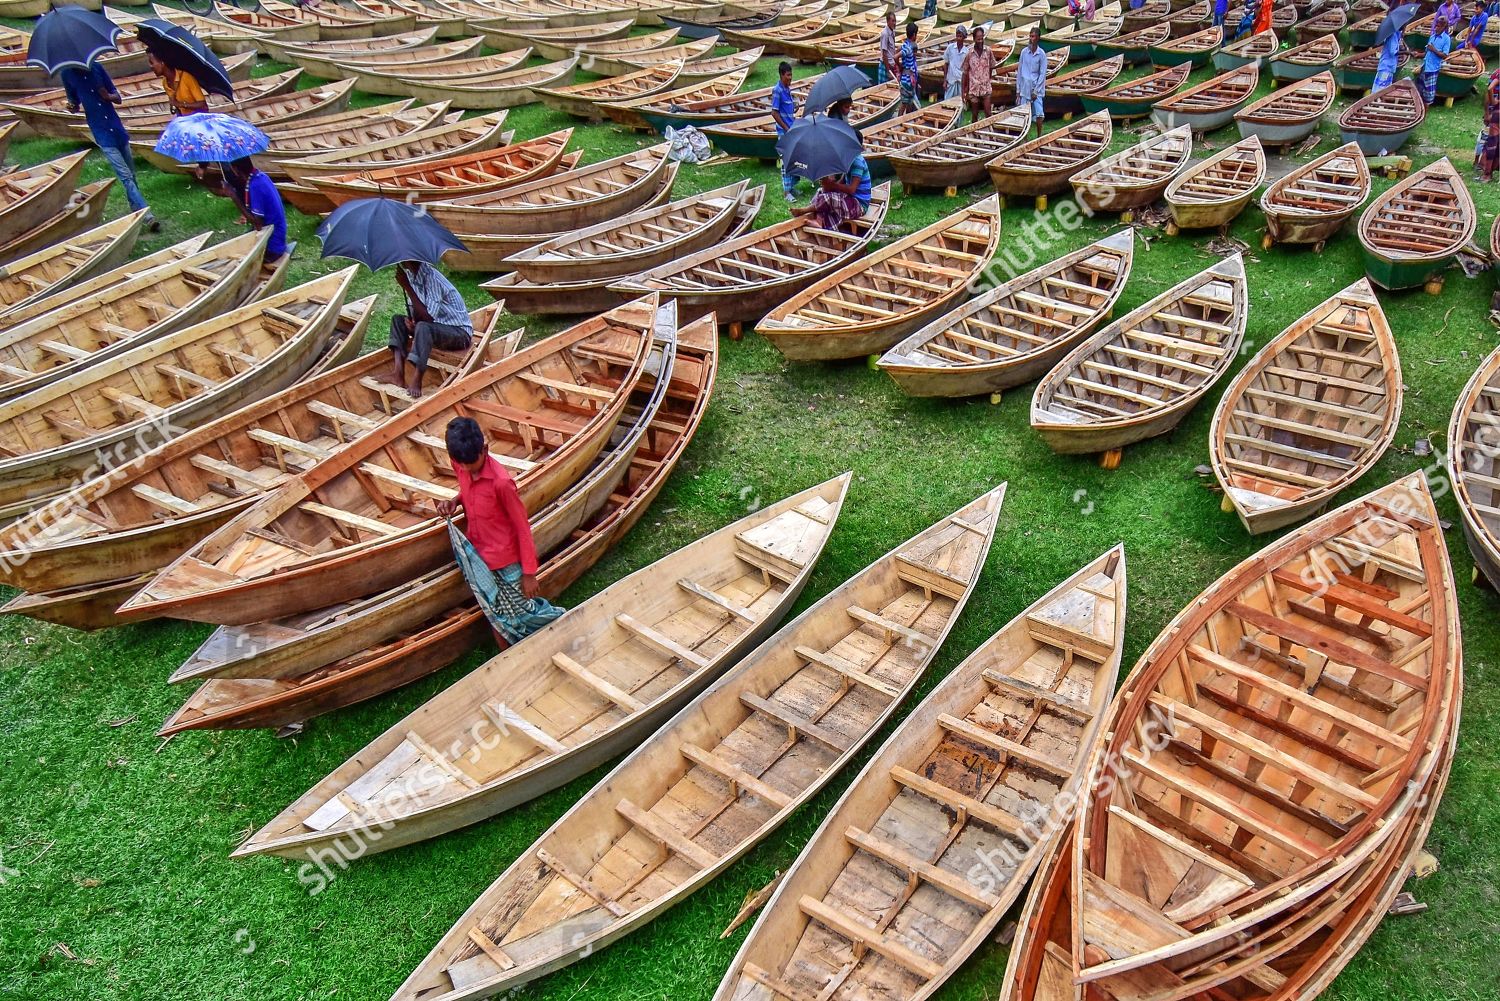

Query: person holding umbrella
[1015,26,1048,138]
[1374,3,1417,91]
[782,115,872,234]
[771,61,799,202]
[26,6,157,230]
[961,24,997,122]
[222,157,287,263]
[149,51,209,115]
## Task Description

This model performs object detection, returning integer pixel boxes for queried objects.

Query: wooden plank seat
[248,427,331,471]
[552,652,643,712]
[740,692,852,752]
[680,743,791,809]
[357,462,457,502]
[299,500,399,537]
[131,482,199,516]
[482,700,566,753]
[616,798,718,869]
[797,894,944,981]
[890,765,1025,836]
[615,613,710,668]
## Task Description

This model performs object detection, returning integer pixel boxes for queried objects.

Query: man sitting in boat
[389,260,474,398]
[436,417,564,649]
[790,103,873,234]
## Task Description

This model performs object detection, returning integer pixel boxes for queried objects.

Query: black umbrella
[317,198,468,271]
[1375,3,1420,45]
[803,64,874,115]
[134,18,234,100]
[25,6,121,75]
[777,114,864,183]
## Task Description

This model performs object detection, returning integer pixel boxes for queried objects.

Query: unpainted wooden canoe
[1162,134,1266,233]
[879,229,1135,399]
[987,111,1113,201]
[536,61,685,120]
[1070,124,1192,215]
[0,180,114,268]
[1080,61,1191,119]
[1212,279,1401,534]
[387,483,1005,1001]
[0,152,89,240]
[1031,255,1247,457]
[0,211,147,321]
[889,106,1032,192]
[1260,140,1370,250]
[118,296,659,625]
[759,196,1003,362]
[716,546,1125,1001]
[1449,341,1500,590]
[0,269,357,522]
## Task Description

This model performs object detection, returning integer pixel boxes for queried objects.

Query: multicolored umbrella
[153,113,269,164]
[25,6,122,75]
[134,18,234,100]
[316,197,468,271]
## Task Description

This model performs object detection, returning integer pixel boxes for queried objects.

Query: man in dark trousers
[389,259,474,398]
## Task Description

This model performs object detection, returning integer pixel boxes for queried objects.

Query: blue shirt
[1017,45,1049,95]
[1424,30,1451,74]
[900,39,918,81]
[60,63,128,153]
[770,80,796,136]
[845,153,872,209]
[245,170,287,260]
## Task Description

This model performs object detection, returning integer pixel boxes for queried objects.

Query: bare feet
[406,373,424,398]
[390,350,406,387]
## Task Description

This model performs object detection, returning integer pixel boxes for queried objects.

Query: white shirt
[943,41,969,89]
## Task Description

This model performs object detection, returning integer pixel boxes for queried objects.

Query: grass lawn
[1,16,1498,1001]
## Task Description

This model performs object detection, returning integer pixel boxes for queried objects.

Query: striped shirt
[406,262,473,332]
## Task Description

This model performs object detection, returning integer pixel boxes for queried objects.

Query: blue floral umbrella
[25,6,122,75]
[153,113,269,163]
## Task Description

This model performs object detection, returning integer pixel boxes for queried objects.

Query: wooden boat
[879,229,1134,399]
[154,317,682,734]
[1121,0,1171,31]
[672,46,766,85]
[1148,23,1221,66]
[1041,16,1124,60]
[1080,61,1191,119]
[0,181,113,268]
[0,154,89,242]
[1211,279,1400,535]
[1213,27,1277,69]
[424,144,674,239]
[1338,78,1426,155]
[992,47,1071,105]
[1162,134,1266,234]
[119,298,657,626]
[499,181,751,285]
[720,11,833,51]
[1166,0,1212,36]
[286,37,483,78]
[114,77,355,141]
[1335,44,1413,93]
[585,36,719,77]
[0,231,270,403]
[1070,124,1193,216]
[1049,471,1458,993]
[1347,11,1383,48]
[228,472,856,857]
[256,0,418,39]
[1096,22,1173,65]
[483,188,764,315]
[0,270,356,522]
[0,121,11,162]
[536,62,684,121]
[1269,33,1342,83]
[383,484,1003,1001]
[860,98,966,178]
[1234,70,1334,148]
[477,17,634,52]
[615,185,891,328]
[569,27,683,57]
[715,546,1125,1001]
[1448,341,1500,589]
[255,26,441,63]
[0,39,147,97]
[1261,141,1371,251]
[355,55,578,109]
[1040,54,1122,116]
[1150,64,1257,133]
[1358,158,1475,292]
[0,211,147,322]
[1438,44,1486,101]
[169,311,716,684]
[759,197,1002,363]
[494,19,650,59]
[1293,3,1346,40]
[1031,255,1247,461]
[986,111,1112,208]
[306,130,572,207]
[0,305,511,595]
[600,68,751,131]
[889,106,1032,192]
[700,83,899,161]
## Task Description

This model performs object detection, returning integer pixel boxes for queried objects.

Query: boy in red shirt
[436,417,563,646]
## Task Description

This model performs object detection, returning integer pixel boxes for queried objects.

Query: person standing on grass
[435,417,563,649]
[1478,65,1500,180]
[1015,27,1048,137]
[771,61,799,202]
[923,0,936,18]
[942,25,969,100]
[899,22,921,113]
[879,10,899,84]
[389,260,474,398]
[1436,0,1463,32]
[1418,17,1453,106]
[961,24,996,122]
[1212,0,1228,28]
[60,61,158,232]
[1373,29,1404,91]
[223,157,288,263]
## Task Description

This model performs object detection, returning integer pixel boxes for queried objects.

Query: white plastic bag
[664,125,713,164]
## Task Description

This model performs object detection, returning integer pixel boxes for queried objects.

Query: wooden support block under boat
[714,546,1125,1001]
[1211,278,1402,534]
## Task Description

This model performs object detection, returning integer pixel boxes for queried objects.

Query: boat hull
[1264,207,1354,245]
[1341,125,1415,155]
[1168,192,1255,229]
[1361,248,1456,290]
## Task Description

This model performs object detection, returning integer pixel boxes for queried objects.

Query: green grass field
[1,15,1498,1001]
